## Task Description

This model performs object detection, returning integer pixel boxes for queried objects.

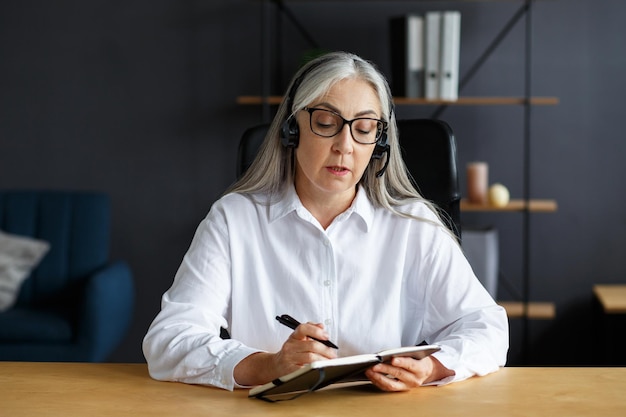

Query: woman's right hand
[234,322,337,386]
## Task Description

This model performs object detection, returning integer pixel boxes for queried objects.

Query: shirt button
[324,319,332,326]
[324,280,331,286]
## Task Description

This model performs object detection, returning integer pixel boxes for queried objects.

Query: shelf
[593,285,626,314]
[394,97,559,105]
[237,96,559,106]
[499,301,556,319]
[460,199,557,212]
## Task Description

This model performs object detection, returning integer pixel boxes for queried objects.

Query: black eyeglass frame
[302,107,388,145]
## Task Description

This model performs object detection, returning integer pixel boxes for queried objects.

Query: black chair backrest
[237,124,269,180]
[396,119,460,239]
[237,119,461,240]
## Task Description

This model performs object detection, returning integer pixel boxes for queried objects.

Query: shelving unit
[238,95,559,106]
[241,0,558,361]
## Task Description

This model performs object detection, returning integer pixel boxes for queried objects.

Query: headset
[279,57,392,176]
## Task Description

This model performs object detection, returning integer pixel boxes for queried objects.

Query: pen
[275,314,339,349]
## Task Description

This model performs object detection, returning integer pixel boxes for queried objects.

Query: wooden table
[1,362,625,416]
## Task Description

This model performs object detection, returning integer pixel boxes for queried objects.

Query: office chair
[237,119,461,240]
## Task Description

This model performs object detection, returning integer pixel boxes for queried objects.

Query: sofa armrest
[79,260,134,362]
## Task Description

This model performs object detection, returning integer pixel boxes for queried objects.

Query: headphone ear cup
[280,116,299,148]
[371,132,388,159]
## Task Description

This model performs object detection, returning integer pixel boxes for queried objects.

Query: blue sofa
[0,190,134,362]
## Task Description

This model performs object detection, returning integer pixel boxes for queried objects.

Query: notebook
[248,344,441,401]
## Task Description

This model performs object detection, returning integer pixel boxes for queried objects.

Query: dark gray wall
[1,1,624,365]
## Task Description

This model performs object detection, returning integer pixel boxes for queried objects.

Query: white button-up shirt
[143,186,508,390]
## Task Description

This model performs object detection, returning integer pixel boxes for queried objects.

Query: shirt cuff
[219,346,265,390]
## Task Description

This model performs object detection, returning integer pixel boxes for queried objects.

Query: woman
[143,51,508,392]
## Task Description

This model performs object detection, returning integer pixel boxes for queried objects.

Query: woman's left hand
[364,355,455,392]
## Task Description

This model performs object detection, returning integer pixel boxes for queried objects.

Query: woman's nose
[332,124,354,153]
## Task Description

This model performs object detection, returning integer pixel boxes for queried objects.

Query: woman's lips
[327,166,349,175]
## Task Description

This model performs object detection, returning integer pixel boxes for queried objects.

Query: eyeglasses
[303,107,387,145]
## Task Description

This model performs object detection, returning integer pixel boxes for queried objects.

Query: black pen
[275,314,339,349]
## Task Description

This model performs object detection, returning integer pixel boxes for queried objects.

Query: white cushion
[0,230,50,312]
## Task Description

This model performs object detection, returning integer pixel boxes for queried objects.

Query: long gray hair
[227,51,449,233]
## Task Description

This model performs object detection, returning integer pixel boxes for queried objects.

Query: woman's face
[294,77,382,205]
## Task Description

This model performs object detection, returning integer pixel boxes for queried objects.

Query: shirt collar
[351,186,375,231]
[268,184,375,231]
[268,185,301,223]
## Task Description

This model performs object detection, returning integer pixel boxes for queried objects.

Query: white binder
[439,11,461,101]
[406,15,424,98]
[424,11,442,100]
